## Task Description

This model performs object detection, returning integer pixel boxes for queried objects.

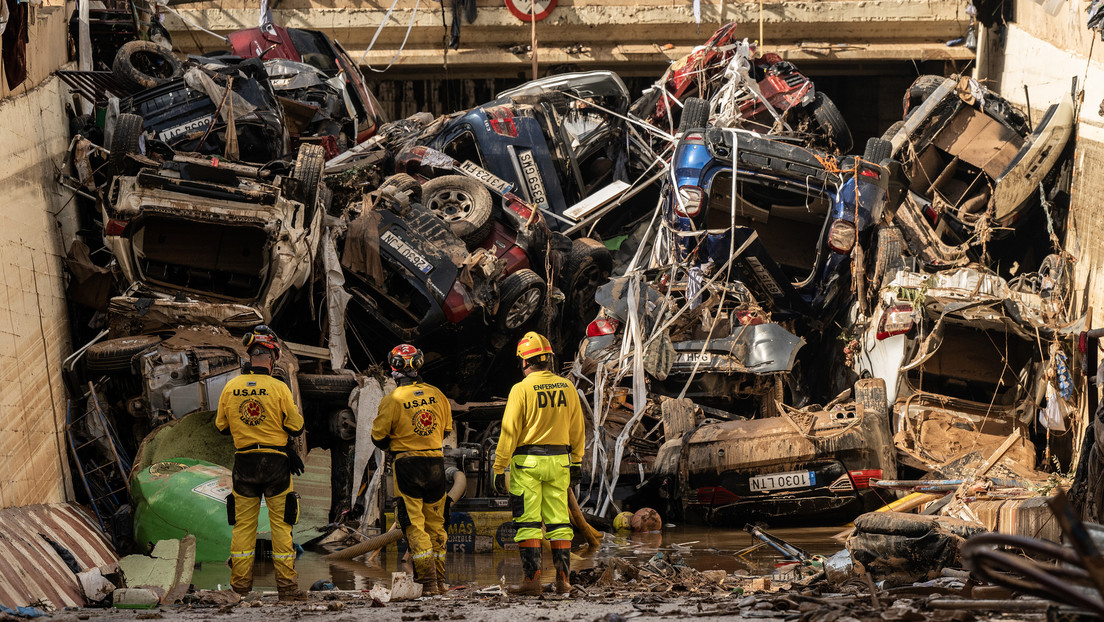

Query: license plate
[159,117,210,142]
[675,352,713,365]
[749,470,815,492]
[381,229,433,274]
[458,160,513,196]
[516,150,549,206]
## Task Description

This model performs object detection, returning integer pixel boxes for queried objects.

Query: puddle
[190,524,848,591]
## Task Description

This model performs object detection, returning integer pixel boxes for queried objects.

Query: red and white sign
[505,0,557,22]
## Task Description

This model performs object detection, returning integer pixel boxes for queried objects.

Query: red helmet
[243,325,280,360]
[389,344,424,374]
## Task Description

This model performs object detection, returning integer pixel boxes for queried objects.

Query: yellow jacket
[215,369,304,452]
[373,380,453,453]
[493,370,585,474]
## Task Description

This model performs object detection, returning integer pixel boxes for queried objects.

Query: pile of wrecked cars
[55,15,1082,564]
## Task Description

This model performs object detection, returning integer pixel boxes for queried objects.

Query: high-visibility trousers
[508,453,573,542]
[394,451,448,561]
[229,451,298,593]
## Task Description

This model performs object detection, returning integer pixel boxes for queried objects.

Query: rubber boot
[551,540,571,595]
[277,588,309,602]
[435,552,448,595]
[511,539,543,596]
[412,552,440,596]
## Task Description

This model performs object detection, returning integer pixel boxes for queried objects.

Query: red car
[230,23,385,148]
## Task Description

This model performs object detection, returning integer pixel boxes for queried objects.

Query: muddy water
[191,525,848,592]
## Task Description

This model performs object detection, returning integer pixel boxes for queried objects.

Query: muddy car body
[398,71,656,238]
[230,23,384,145]
[666,127,895,320]
[103,149,326,322]
[882,75,1073,268]
[650,379,896,525]
[117,59,289,164]
[852,262,1065,473]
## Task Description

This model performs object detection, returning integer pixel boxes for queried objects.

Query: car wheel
[298,373,359,400]
[113,40,182,90]
[679,97,710,133]
[422,175,495,249]
[903,75,945,118]
[867,225,907,304]
[810,92,853,153]
[110,113,145,178]
[863,137,893,164]
[379,173,422,204]
[561,238,612,324]
[86,335,162,373]
[291,143,325,218]
[497,269,546,331]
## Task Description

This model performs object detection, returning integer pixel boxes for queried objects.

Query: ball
[630,507,662,532]
[613,511,634,531]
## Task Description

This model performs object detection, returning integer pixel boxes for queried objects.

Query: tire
[880,120,906,143]
[291,143,325,215]
[863,137,892,164]
[298,373,358,399]
[86,335,162,373]
[903,75,945,117]
[422,175,495,249]
[496,269,546,331]
[561,238,613,323]
[810,92,853,153]
[110,113,145,178]
[854,377,888,421]
[678,97,710,133]
[379,173,423,204]
[112,40,182,91]
[867,225,907,303]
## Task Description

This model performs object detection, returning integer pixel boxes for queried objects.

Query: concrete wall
[0,3,79,508]
[980,1,1104,322]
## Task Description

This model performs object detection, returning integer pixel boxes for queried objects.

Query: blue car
[666,125,900,321]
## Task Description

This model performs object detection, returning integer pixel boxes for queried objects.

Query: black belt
[237,443,287,453]
[514,444,569,456]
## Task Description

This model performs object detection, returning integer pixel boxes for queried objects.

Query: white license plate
[749,470,815,492]
[675,352,713,365]
[159,117,210,142]
[458,160,513,195]
[517,150,549,206]
[381,229,433,274]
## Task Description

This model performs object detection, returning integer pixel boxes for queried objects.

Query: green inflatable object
[132,457,272,562]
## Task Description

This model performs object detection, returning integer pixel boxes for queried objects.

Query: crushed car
[881,74,1074,272]
[102,145,327,323]
[851,256,1071,475]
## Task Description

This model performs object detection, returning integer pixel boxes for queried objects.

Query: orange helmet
[389,344,424,374]
[516,331,553,361]
[242,325,279,359]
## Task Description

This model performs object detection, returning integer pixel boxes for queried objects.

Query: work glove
[494,472,508,496]
[570,464,582,488]
[285,439,306,476]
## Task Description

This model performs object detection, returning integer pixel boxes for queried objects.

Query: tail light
[922,204,940,225]
[105,218,129,236]
[674,185,703,218]
[827,220,857,253]
[487,106,518,137]
[876,303,915,340]
[848,469,883,489]
[442,282,474,323]
[691,486,740,506]
[586,317,619,338]
[859,168,879,179]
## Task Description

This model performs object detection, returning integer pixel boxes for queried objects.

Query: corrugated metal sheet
[55,70,136,104]
[0,504,118,609]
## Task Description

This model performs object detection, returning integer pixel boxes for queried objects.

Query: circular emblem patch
[239,399,265,426]
[412,410,437,436]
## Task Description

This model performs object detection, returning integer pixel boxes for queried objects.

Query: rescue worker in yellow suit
[493,332,585,596]
[215,325,307,602]
[372,344,453,596]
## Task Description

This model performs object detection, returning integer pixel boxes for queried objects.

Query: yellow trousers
[393,451,448,562]
[230,483,298,593]
[509,453,573,542]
